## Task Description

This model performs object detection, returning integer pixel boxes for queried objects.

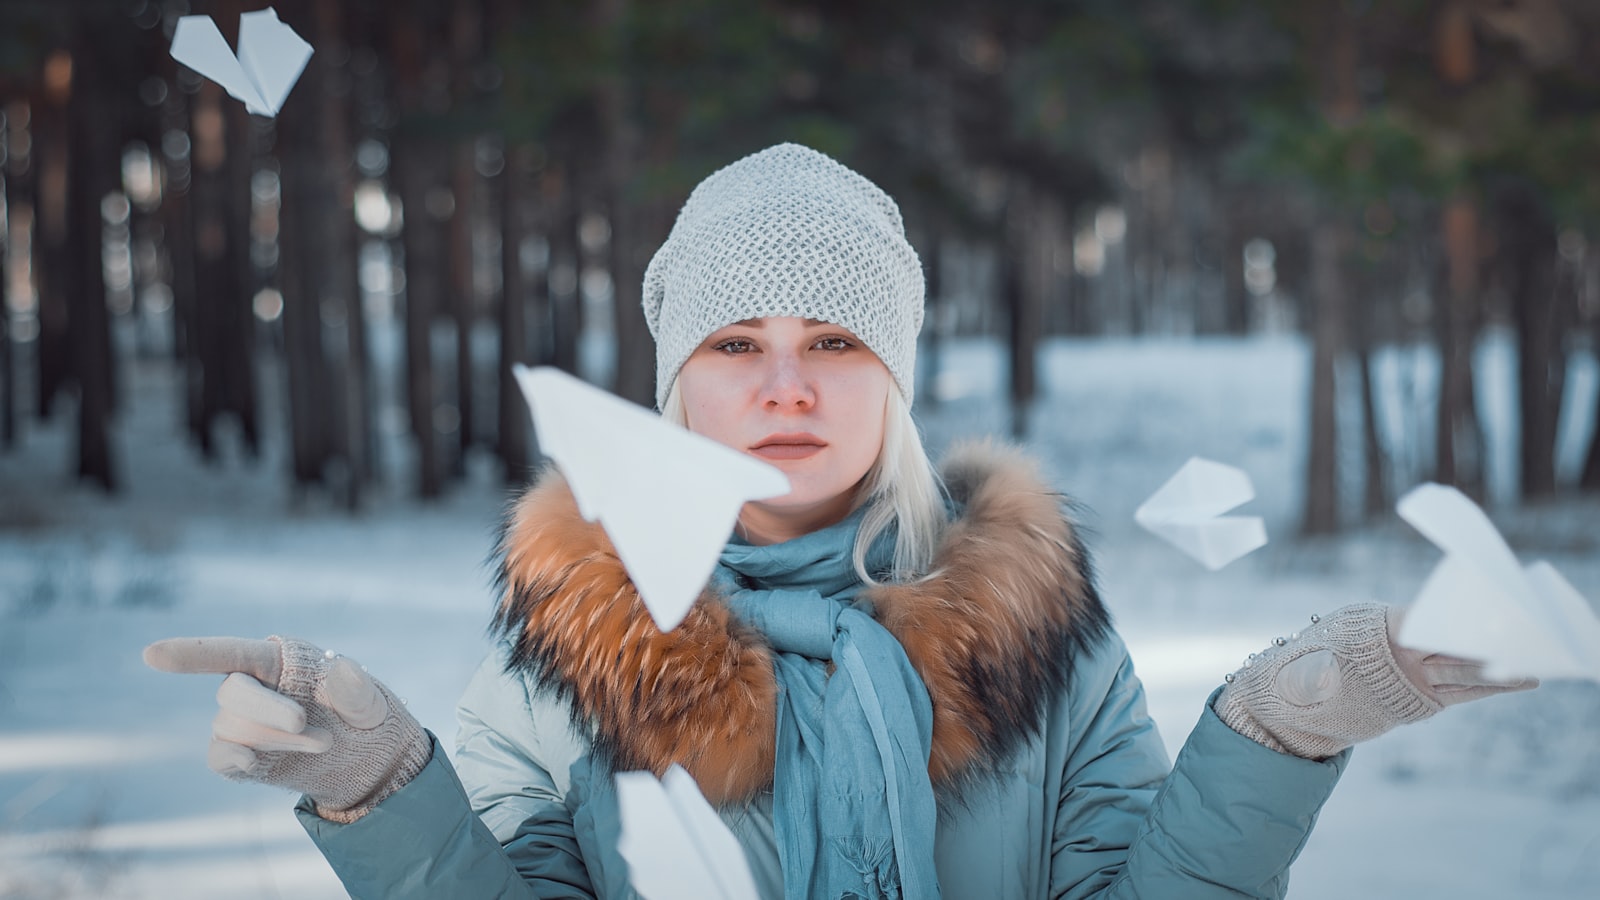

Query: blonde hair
[659,380,946,585]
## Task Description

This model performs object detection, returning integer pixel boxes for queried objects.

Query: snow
[2,330,1597,898]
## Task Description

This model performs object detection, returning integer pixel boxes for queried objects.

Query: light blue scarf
[715,509,939,900]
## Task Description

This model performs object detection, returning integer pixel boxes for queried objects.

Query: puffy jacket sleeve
[454,648,597,898]
[294,648,597,899]
[1051,634,1349,900]
[294,734,538,899]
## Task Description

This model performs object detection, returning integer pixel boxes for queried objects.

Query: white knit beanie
[642,143,925,409]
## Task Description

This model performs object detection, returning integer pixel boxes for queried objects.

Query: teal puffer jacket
[298,639,1347,899]
[296,447,1348,898]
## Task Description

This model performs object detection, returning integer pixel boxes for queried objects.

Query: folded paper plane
[512,365,790,633]
[170,7,313,118]
[616,765,759,900]
[1396,483,1600,683]
[1135,457,1268,570]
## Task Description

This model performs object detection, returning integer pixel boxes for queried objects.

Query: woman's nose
[759,357,815,410]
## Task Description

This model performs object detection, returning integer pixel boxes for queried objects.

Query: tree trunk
[448,1,485,467]
[1497,185,1562,500]
[389,5,446,499]
[1434,196,1485,497]
[547,163,582,376]
[497,143,532,483]
[527,167,556,370]
[275,24,333,494]
[186,67,259,462]
[395,142,444,499]
[1583,314,1600,490]
[916,230,943,410]
[1301,221,1345,535]
[1,103,12,451]
[187,83,227,462]
[271,0,371,507]
[1300,0,1359,535]
[179,0,262,461]
[33,70,71,423]
[1428,9,1487,500]
[1582,256,1600,492]
[276,150,330,492]
[0,138,12,450]
[157,79,204,448]
[1348,243,1389,520]
[222,82,259,456]
[1357,343,1388,519]
[595,0,653,406]
[1003,183,1040,439]
[2,94,38,452]
[448,143,476,474]
[66,35,118,490]
[1222,194,1251,335]
[316,0,373,506]
[1059,207,1088,336]
[610,196,657,405]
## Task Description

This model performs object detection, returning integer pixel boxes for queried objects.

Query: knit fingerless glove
[246,637,432,823]
[1215,603,1442,760]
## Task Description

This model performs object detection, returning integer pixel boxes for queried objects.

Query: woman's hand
[1385,606,1539,706]
[1215,603,1538,759]
[144,636,431,822]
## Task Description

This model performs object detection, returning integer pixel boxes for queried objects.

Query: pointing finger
[144,637,284,688]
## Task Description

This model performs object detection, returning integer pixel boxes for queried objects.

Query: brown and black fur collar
[492,440,1109,805]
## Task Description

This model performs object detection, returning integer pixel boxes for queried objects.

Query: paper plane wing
[171,15,269,114]
[1396,483,1600,682]
[236,7,314,116]
[170,7,312,117]
[616,765,759,900]
[513,365,790,632]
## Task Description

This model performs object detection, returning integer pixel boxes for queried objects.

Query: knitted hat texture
[642,143,925,408]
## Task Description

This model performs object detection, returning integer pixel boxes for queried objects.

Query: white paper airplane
[512,365,790,632]
[169,7,313,118]
[1134,457,1267,570]
[1396,483,1600,683]
[616,765,759,900]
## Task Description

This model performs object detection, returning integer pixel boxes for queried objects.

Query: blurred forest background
[1,0,1598,535]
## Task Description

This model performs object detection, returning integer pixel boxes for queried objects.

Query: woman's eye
[714,339,755,354]
[815,336,852,351]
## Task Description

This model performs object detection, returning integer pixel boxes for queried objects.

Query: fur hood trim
[492,440,1108,805]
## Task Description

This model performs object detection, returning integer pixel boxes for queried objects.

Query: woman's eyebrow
[722,318,831,327]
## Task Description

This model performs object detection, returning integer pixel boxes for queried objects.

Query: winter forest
[1,1,1598,898]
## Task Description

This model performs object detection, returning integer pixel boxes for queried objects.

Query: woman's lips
[751,437,826,460]
[752,444,823,460]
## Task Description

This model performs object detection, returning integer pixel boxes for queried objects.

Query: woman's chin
[744,486,856,525]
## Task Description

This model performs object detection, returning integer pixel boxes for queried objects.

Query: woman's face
[677,316,892,543]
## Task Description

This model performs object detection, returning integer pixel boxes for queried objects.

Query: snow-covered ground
[1,331,1597,899]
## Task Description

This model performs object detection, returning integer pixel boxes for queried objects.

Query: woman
[146,143,1532,899]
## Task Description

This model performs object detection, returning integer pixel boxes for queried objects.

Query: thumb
[1274,649,1342,706]
[322,657,391,729]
